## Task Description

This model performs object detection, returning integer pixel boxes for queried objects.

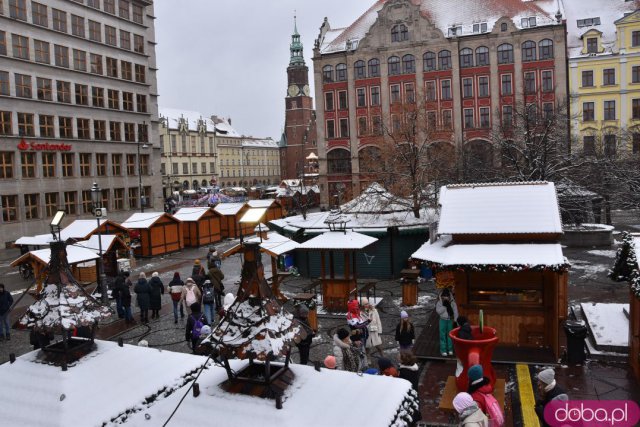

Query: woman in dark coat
[134,272,151,323]
[148,271,164,320]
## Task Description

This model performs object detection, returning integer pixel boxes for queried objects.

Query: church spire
[290,13,305,67]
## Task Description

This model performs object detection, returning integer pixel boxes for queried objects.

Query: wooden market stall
[246,199,286,222]
[121,212,183,257]
[173,207,222,247]
[59,219,130,242]
[75,235,129,277]
[214,203,251,239]
[412,182,569,360]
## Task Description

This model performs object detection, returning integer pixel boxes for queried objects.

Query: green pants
[439,318,454,354]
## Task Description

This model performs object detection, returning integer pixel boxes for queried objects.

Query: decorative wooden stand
[401,268,420,306]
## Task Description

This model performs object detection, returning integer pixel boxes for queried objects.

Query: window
[182,162,188,174]
[0,72,7,96]
[0,151,13,178]
[104,0,115,14]
[113,188,124,210]
[133,35,144,53]
[358,117,367,136]
[128,188,138,209]
[88,0,100,9]
[124,122,135,141]
[52,9,66,32]
[136,94,147,113]
[604,100,616,120]
[0,32,6,56]
[438,50,451,70]
[501,74,512,95]
[473,23,488,33]
[338,91,348,110]
[603,68,615,85]
[122,92,134,111]
[57,81,71,103]
[577,18,601,28]
[522,41,536,61]
[322,65,333,83]
[501,22,508,32]
[89,20,101,42]
[90,54,103,75]
[582,70,594,87]
[105,26,117,46]
[92,87,104,107]
[370,86,380,106]
[604,134,616,157]
[32,2,48,27]
[586,37,597,54]
[79,153,91,176]
[443,110,452,129]
[14,74,31,98]
[126,154,136,175]
[327,149,351,174]
[139,155,149,175]
[118,0,129,19]
[336,63,347,81]
[12,34,29,59]
[9,0,26,20]
[120,30,131,50]
[94,120,106,140]
[23,193,38,220]
[427,111,436,129]
[59,117,73,139]
[112,154,122,176]
[368,58,380,77]
[77,118,90,139]
[356,87,366,107]
[326,120,335,139]
[541,70,553,92]
[464,109,474,129]
[324,92,334,111]
[405,82,415,103]
[502,105,513,128]
[476,47,489,66]
[135,64,146,83]
[388,56,400,75]
[633,31,640,47]
[106,57,118,78]
[71,15,85,37]
[634,133,640,154]
[42,152,55,177]
[402,54,415,74]
[391,24,408,42]
[539,39,554,59]
[478,76,489,97]
[441,79,452,100]
[521,17,537,28]
[479,107,490,128]
[96,154,107,176]
[633,99,640,120]
[64,191,77,215]
[497,43,514,64]
[34,40,50,63]
[354,60,366,79]
[633,66,640,84]
[17,112,34,136]
[73,49,86,71]
[582,102,595,121]
[390,84,401,103]
[21,152,35,177]
[462,78,473,98]
[0,112,12,135]
[108,89,119,109]
[44,192,58,217]
[61,153,74,176]
[524,71,536,94]
[423,51,436,71]
[425,81,436,101]
[39,115,54,137]
[459,48,473,68]
[543,103,554,121]
[54,45,69,67]
[132,4,143,24]
[448,26,461,37]
[137,123,148,142]
[2,195,18,222]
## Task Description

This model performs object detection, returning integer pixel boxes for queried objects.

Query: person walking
[191,259,206,291]
[294,304,314,365]
[148,272,164,320]
[112,272,134,323]
[113,271,126,319]
[134,272,151,324]
[453,392,489,427]
[398,351,420,390]
[181,278,201,315]
[207,246,221,270]
[201,280,216,325]
[185,302,208,353]
[395,310,416,351]
[362,298,384,361]
[207,260,225,309]
[168,272,185,324]
[435,288,458,356]
[0,283,14,341]
[535,368,568,427]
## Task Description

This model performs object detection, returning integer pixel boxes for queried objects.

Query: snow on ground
[581,303,629,348]
[586,250,617,258]
[568,260,609,279]
[391,294,436,312]
[316,295,383,315]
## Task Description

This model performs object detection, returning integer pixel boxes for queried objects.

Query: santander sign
[17,138,72,152]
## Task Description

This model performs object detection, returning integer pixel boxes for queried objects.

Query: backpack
[483,393,505,427]
[203,286,215,304]
[185,287,197,306]
[191,314,204,339]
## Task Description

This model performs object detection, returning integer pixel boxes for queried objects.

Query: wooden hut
[173,207,222,247]
[246,199,286,222]
[214,203,251,239]
[121,212,183,257]
[59,219,130,242]
[412,182,569,360]
[75,235,129,277]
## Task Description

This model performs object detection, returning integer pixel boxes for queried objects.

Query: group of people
[112,271,164,324]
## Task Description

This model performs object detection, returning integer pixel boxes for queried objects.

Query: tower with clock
[281,16,316,182]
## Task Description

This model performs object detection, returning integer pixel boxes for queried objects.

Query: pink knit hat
[453,392,475,414]
[324,355,337,369]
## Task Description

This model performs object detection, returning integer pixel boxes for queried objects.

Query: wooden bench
[350,280,377,303]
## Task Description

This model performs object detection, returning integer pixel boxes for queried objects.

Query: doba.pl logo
[545,400,640,427]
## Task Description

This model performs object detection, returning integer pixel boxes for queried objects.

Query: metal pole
[138,141,144,213]
[96,215,108,304]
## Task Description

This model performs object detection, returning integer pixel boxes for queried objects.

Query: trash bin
[564,320,588,364]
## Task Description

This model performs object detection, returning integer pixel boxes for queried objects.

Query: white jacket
[366,308,383,347]
[332,334,351,370]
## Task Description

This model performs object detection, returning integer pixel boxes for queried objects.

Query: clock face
[288,85,298,97]
[303,85,310,96]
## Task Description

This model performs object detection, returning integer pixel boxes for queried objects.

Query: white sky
[154,1,368,140]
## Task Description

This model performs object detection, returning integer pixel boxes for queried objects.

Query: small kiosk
[214,203,251,239]
[246,199,286,222]
[75,235,129,278]
[173,207,222,247]
[59,219,130,242]
[121,212,183,257]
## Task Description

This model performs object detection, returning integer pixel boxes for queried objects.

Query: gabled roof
[298,231,378,250]
[74,235,127,253]
[247,199,279,209]
[15,234,55,246]
[214,203,247,216]
[437,182,562,235]
[59,219,127,240]
[159,107,241,137]
[173,207,217,222]
[121,212,180,229]
[10,246,100,267]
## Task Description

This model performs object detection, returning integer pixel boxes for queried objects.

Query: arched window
[336,63,347,81]
[368,58,380,77]
[388,56,401,75]
[354,60,366,79]
[522,40,536,62]
[327,149,352,174]
[192,180,199,189]
[459,48,473,68]
[391,24,408,42]
[497,43,514,64]
[539,39,554,59]
[322,65,334,83]
[438,50,451,70]
[423,51,436,71]
[402,54,415,74]
[475,46,489,66]
[182,180,189,189]
[201,179,208,187]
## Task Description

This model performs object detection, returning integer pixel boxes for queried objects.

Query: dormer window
[391,24,408,42]
[521,17,537,28]
[577,17,601,28]
[587,37,598,53]
[473,23,488,34]
[448,26,462,37]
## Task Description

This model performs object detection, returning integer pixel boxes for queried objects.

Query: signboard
[17,138,72,152]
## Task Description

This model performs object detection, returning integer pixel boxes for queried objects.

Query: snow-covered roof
[251,232,300,256]
[159,107,241,137]
[242,138,279,148]
[121,212,178,229]
[247,199,279,209]
[320,0,560,54]
[341,182,413,214]
[10,245,100,267]
[74,235,122,253]
[214,202,246,216]
[298,231,378,250]
[59,219,109,240]
[411,235,566,266]
[437,182,562,235]
[15,233,55,246]
[173,207,215,222]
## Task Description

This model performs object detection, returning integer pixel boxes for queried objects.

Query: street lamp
[90,182,108,304]
[138,128,149,213]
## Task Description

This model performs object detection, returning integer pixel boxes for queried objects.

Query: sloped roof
[74,235,126,253]
[298,231,378,250]
[121,212,179,229]
[159,107,241,137]
[173,207,215,222]
[15,234,54,246]
[214,202,247,216]
[58,219,126,240]
[341,182,412,214]
[10,246,100,267]
[437,182,562,235]
[247,199,279,209]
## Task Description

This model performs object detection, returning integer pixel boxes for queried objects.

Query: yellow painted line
[517,364,541,427]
